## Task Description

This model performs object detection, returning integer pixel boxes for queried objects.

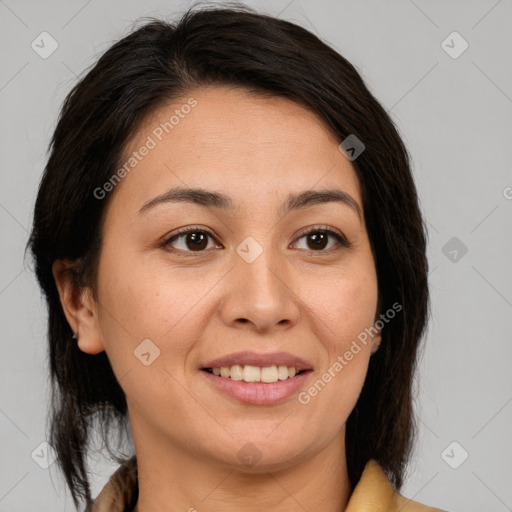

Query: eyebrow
[138,186,362,222]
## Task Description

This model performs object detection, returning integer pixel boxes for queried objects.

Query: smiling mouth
[203,365,308,384]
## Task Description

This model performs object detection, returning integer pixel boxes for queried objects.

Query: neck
[131,428,351,512]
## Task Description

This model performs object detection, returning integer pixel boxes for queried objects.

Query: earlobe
[371,335,382,355]
[370,306,383,355]
[370,323,382,355]
[52,259,105,355]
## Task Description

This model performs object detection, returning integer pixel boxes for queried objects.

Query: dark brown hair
[27,3,429,509]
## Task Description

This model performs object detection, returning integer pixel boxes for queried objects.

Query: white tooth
[288,367,297,378]
[230,364,243,381]
[243,365,261,382]
[220,367,230,378]
[212,368,221,376]
[261,366,279,383]
[277,365,289,380]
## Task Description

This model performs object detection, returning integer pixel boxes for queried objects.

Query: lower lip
[201,370,312,405]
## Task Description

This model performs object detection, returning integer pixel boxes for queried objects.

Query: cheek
[295,260,377,416]
[304,262,378,350]
[95,252,218,374]
[94,260,215,433]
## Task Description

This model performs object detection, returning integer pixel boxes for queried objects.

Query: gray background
[1,0,511,510]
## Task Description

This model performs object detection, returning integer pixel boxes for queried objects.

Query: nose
[218,245,301,334]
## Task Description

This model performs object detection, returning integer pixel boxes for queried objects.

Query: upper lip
[202,351,313,371]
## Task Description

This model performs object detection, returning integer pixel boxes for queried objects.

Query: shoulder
[85,455,138,512]
[346,459,448,512]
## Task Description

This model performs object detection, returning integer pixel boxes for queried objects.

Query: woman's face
[75,86,380,471]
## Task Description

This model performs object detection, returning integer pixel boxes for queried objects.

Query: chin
[207,430,321,473]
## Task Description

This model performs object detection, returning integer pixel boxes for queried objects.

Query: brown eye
[181,232,210,251]
[293,227,350,252]
[305,231,329,250]
[163,227,218,253]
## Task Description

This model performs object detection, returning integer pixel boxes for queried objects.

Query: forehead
[109,85,361,215]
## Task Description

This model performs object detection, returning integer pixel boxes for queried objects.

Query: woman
[27,4,445,511]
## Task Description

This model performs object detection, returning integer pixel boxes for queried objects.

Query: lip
[201,369,312,405]
[202,351,313,372]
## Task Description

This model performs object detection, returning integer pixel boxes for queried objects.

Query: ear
[52,259,105,355]
[370,331,382,355]
[370,314,382,355]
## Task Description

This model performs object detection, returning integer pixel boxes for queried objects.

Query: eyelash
[161,225,352,256]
